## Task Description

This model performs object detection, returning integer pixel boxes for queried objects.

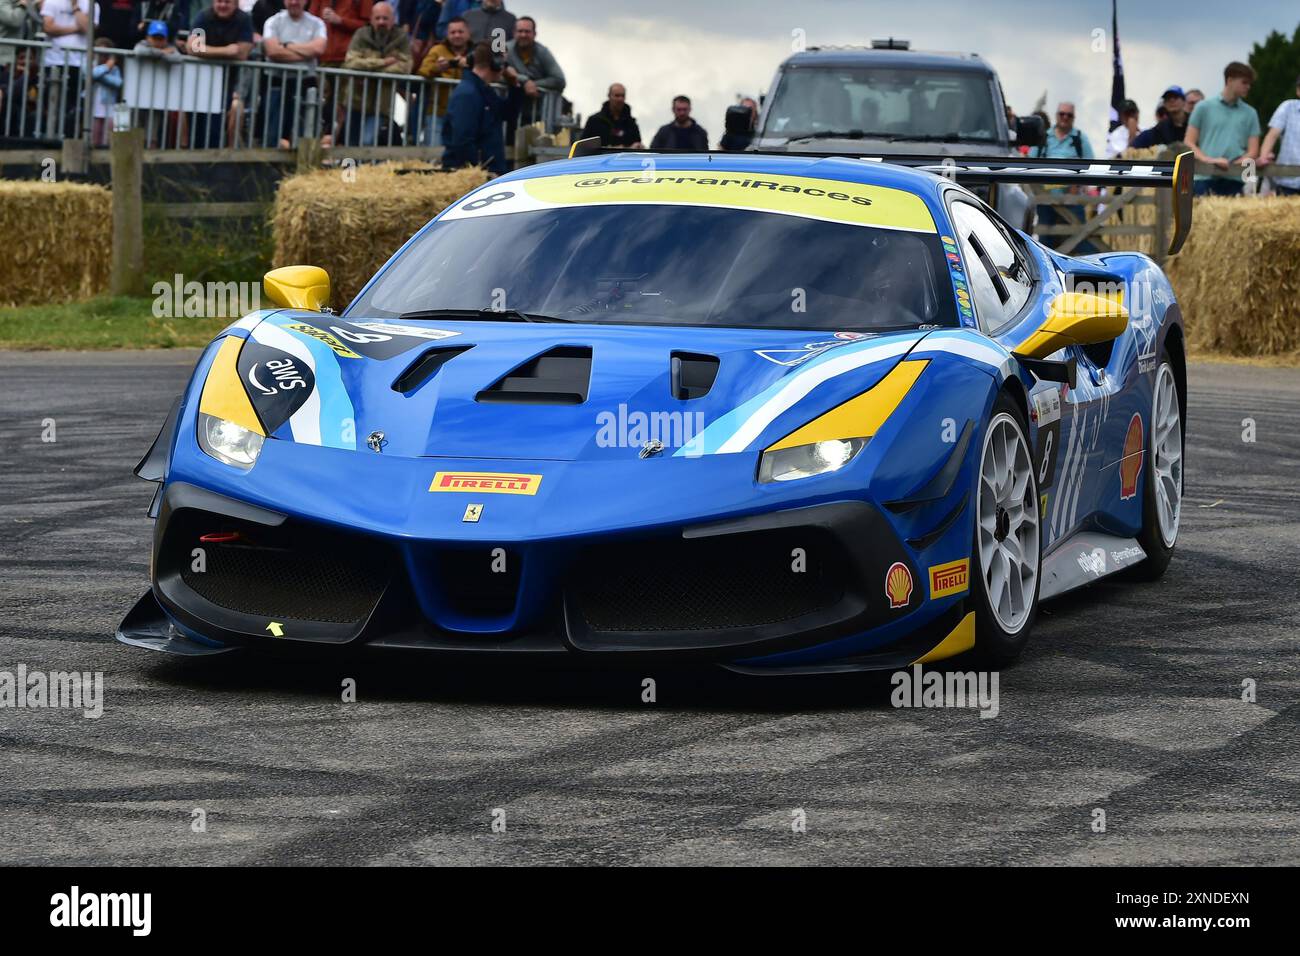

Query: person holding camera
[416,12,469,144]
[440,39,521,175]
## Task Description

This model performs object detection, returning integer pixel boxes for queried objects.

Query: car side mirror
[1013,292,1128,361]
[264,265,331,312]
[725,104,752,134]
[1014,114,1046,150]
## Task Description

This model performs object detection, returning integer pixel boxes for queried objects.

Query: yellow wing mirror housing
[1013,292,1129,361]
[263,265,331,312]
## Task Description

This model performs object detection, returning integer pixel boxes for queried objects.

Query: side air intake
[671,352,720,400]
[476,346,592,405]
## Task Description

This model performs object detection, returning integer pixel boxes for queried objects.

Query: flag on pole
[1109,0,1125,131]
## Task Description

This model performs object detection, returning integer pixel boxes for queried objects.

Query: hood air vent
[477,346,592,405]
[393,346,473,394]
[671,352,720,400]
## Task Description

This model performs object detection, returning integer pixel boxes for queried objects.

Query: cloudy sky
[524,0,1298,149]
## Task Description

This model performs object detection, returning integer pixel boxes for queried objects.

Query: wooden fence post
[297,137,323,173]
[60,139,89,176]
[110,128,145,297]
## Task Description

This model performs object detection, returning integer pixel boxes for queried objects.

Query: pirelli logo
[929,559,970,599]
[429,471,543,495]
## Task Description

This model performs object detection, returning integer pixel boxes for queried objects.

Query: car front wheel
[972,394,1042,664]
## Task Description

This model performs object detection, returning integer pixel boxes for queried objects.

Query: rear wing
[566,138,1195,256]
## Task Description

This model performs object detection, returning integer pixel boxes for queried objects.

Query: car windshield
[762,66,1001,143]
[347,203,958,332]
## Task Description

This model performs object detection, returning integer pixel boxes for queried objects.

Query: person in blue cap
[133,20,183,146]
[1133,86,1190,148]
[135,18,181,57]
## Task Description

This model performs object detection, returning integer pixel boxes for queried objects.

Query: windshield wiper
[786,129,877,142]
[396,308,573,324]
[883,133,995,144]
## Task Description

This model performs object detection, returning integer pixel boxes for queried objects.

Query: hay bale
[1168,196,1300,355]
[0,181,112,307]
[272,163,490,307]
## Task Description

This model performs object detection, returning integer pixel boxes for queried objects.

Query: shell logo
[1120,413,1145,500]
[885,561,914,609]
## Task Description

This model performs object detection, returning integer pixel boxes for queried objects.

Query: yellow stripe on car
[199,337,265,436]
[520,172,938,232]
[765,359,929,451]
[911,611,976,664]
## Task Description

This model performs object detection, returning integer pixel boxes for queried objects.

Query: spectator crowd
[0,0,584,155]
[1024,58,1300,198]
[0,0,757,165]
[2,4,1297,200]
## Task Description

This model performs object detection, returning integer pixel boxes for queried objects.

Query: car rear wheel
[1126,355,1183,580]
[972,395,1041,664]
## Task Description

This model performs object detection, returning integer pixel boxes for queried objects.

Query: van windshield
[763,67,1001,143]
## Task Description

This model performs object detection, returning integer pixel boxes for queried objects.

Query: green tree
[1247,24,1300,129]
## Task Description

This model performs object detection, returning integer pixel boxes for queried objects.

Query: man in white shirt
[262,0,326,66]
[41,0,99,137]
[259,0,326,146]
[1106,99,1140,157]
[1261,76,1300,196]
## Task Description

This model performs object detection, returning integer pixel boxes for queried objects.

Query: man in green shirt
[1186,61,1261,197]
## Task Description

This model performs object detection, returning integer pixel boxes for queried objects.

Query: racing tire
[971,392,1042,666]
[1124,353,1183,581]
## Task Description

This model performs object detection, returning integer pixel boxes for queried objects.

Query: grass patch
[144,214,275,289]
[0,296,228,350]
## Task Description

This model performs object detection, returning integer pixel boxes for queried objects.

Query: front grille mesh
[170,513,389,624]
[572,529,844,632]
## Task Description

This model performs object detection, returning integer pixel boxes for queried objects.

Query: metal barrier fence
[0,36,561,151]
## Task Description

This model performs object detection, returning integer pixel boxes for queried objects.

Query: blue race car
[118,144,1193,673]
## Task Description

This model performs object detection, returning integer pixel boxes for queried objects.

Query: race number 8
[462,191,515,211]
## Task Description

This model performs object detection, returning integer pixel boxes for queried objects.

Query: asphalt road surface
[1,350,1297,866]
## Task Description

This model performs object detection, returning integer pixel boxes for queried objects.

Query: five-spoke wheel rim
[1152,363,1183,548]
[978,412,1040,634]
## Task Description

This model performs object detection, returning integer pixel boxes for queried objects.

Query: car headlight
[757,359,929,483]
[198,413,265,469]
[196,336,267,470]
[759,438,866,482]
